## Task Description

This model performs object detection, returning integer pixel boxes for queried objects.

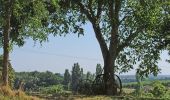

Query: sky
[1,23,170,75]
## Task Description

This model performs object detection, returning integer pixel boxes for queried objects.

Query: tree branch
[117,29,141,54]
[77,1,108,60]
[108,0,121,58]
[93,24,109,60]
[97,0,103,19]
[108,0,114,29]
[87,0,95,18]
[77,2,94,22]
[119,10,133,25]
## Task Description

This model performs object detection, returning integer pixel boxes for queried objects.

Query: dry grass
[0,85,41,100]
[0,85,15,97]
[15,90,41,100]
[122,88,135,94]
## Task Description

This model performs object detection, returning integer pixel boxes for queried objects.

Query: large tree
[59,0,165,95]
[0,0,53,86]
[0,0,81,87]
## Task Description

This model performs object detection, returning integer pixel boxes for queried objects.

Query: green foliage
[151,81,167,98]
[164,90,170,99]
[14,71,63,91]
[71,63,81,92]
[86,71,94,81]
[76,71,94,94]
[59,0,167,78]
[80,68,83,80]
[141,93,154,98]
[69,63,95,94]
[127,80,170,99]
[96,64,102,76]
[63,69,70,90]
[77,79,92,95]
[0,0,73,50]
[0,0,52,47]
[40,85,64,94]
[160,3,170,63]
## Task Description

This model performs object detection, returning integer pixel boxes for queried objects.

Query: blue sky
[1,23,170,75]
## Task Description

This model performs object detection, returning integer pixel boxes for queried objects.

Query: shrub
[77,79,92,95]
[41,85,64,94]
[164,90,170,99]
[142,92,154,98]
[151,81,167,98]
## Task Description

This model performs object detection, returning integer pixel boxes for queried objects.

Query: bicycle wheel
[92,74,122,95]
[114,74,122,95]
[91,74,105,95]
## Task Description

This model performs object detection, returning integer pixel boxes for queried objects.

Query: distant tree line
[13,63,103,93]
[14,71,63,91]
[13,62,170,94]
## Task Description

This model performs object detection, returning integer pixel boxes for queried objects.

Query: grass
[0,85,41,100]
[123,80,170,87]
[37,95,169,100]
[29,88,170,100]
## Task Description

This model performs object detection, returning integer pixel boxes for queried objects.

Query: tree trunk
[103,52,117,95]
[2,0,12,86]
[92,24,118,95]
[77,0,121,95]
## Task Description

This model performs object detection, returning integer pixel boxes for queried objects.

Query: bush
[164,90,170,99]
[41,85,64,94]
[77,79,92,95]
[142,93,154,98]
[151,81,167,98]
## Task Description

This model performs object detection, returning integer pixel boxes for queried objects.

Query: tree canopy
[55,0,170,94]
[0,0,169,95]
